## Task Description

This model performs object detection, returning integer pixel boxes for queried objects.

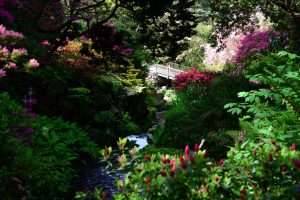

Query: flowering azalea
[0,69,6,77]
[27,59,40,68]
[5,62,16,68]
[41,40,50,46]
[11,48,28,57]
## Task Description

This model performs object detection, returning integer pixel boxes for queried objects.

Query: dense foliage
[2,0,300,199]
[0,92,98,199]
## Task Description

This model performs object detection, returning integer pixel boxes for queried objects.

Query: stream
[74,133,151,199]
[74,83,167,199]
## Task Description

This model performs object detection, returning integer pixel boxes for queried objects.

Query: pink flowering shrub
[234,30,283,63]
[203,30,244,67]
[0,24,39,78]
[203,12,272,68]
[173,67,213,90]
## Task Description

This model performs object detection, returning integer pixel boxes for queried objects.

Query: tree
[210,0,300,52]
[5,0,198,60]
[136,0,198,60]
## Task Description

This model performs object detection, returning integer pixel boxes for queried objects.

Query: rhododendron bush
[173,67,213,90]
[233,30,284,63]
[203,12,273,68]
[0,24,39,78]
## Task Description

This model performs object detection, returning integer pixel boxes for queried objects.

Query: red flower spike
[190,156,195,164]
[253,149,257,156]
[185,154,190,161]
[219,159,224,166]
[172,164,177,171]
[291,143,296,151]
[145,154,151,161]
[202,182,206,186]
[170,170,175,177]
[275,146,279,154]
[185,145,190,155]
[268,152,273,162]
[136,168,142,172]
[215,176,219,182]
[281,165,287,174]
[194,143,199,152]
[204,150,208,158]
[162,155,167,164]
[271,140,276,145]
[179,154,184,161]
[242,188,247,196]
[145,176,150,185]
[160,170,167,176]
[292,159,300,169]
[181,160,187,169]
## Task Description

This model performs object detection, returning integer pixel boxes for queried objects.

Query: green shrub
[160,73,251,158]
[0,92,98,199]
[100,138,300,199]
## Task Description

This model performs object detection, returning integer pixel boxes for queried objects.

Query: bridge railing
[151,64,183,80]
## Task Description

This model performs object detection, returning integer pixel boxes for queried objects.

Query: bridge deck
[150,64,184,80]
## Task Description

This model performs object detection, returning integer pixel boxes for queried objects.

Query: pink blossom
[0,24,24,42]
[0,46,9,57]
[41,40,50,46]
[0,69,6,78]
[28,59,40,68]
[184,145,190,155]
[112,45,121,51]
[12,48,28,56]
[5,62,16,69]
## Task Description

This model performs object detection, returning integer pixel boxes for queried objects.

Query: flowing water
[74,133,150,199]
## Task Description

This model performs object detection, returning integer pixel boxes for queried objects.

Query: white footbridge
[149,63,184,80]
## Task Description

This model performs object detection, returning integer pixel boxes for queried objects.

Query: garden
[0,0,300,199]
